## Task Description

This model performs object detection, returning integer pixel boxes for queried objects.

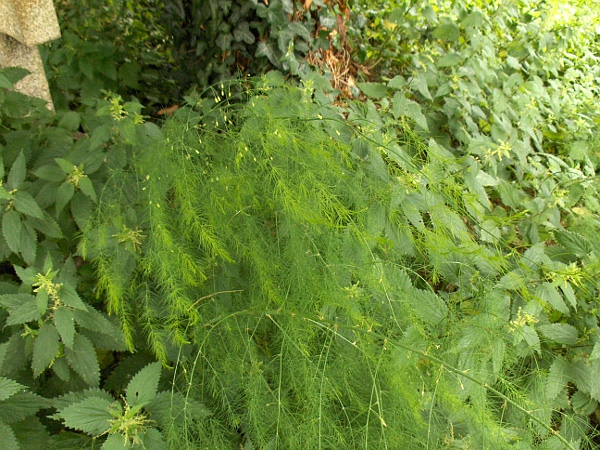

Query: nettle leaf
[2,210,22,254]
[0,421,19,450]
[33,164,64,182]
[357,82,387,99]
[58,111,81,131]
[0,294,39,325]
[55,396,113,435]
[20,222,37,265]
[78,176,97,202]
[65,334,100,386]
[26,214,63,239]
[554,230,592,258]
[412,288,447,326]
[392,92,429,130]
[54,307,76,349]
[0,391,47,423]
[538,323,578,345]
[59,284,87,310]
[536,282,569,315]
[13,191,44,219]
[436,52,462,67]
[55,158,76,174]
[139,427,166,450]
[411,72,432,100]
[126,361,162,408]
[7,152,26,190]
[101,433,129,449]
[433,22,460,42]
[0,377,24,401]
[32,324,61,377]
[55,182,75,216]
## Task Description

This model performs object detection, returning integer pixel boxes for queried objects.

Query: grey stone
[0,0,60,109]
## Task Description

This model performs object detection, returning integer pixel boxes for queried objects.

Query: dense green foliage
[1,0,600,448]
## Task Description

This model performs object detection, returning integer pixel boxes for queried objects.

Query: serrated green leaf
[0,392,46,423]
[554,230,592,258]
[411,72,432,100]
[58,112,81,131]
[20,222,37,265]
[13,265,37,284]
[36,289,48,317]
[538,323,578,345]
[55,158,76,174]
[78,176,97,202]
[56,396,113,435]
[55,182,75,216]
[32,324,60,377]
[26,214,63,239]
[2,210,22,254]
[0,377,24,401]
[53,388,115,410]
[412,288,447,326]
[7,152,26,190]
[357,82,387,99]
[54,307,76,349]
[32,165,65,182]
[52,357,71,383]
[392,92,429,129]
[433,22,460,42]
[65,334,100,386]
[436,52,462,67]
[139,427,166,450]
[0,294,39,325]
[0,421,19,450]
[520,325,541,355]
[11,417,51,450]
[387,75,406,89]
[126,362,162,407]
[71,192,92,229]
[101,433,129,449]
[59,284,87,310]
[461,10,483,29]
[571,390,598,415]
[2,67,29,85]
[13,191,44,219]
[536,282,569,315]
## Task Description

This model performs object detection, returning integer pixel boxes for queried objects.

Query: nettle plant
[0,68,185,448]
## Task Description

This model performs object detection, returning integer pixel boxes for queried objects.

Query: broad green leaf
[536,283,569,315]
[71,192,92,229]
[412,288,447,326]
[52,357,71,383]
[139,428,166,450]
[126,362,162,407]
[0,377,23,401]
[411,72,432,100]
[20,222,37,265]
[26,214,63,239]
[58,112,81,131]
[461,10,483,29]
[7,152,26,190]
[13,265,37,284]
[10,417,51,450]
[101,433,129,449]
[0,73,13,89]
[55,182,75,216]
[0,391,46,423]
[554,230,592,258]
[78,176,97,202]
[33,165,64,182]
[13,191,44,219]
[571,390,597,415]
[0,294,39,325]
[54,307,76,349]
[518,325,541,355]
[59,284,87,310]
[436,52,462,67]
[432,22,460,42]
[32,324,61,377]
[65,334,100,386]
[392,92,428,130]
[56,396,113,435]
[538,323,578,345]
[55,158,76,174]
[0,421,19,450]
[2,210,22,254]
[387,75,406,89]
[357,82,387,99]
[36,289,48,318]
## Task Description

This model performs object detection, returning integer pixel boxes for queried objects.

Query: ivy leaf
[357,82,387,99]
[0,421,19,450]
[0,377,24,401]
[13,191,44,219]
[2,210,22,254]
[32,324,61,377]
[55,396,113,435]
[126,362,162,408]
[55,182,75,216]
[7,152,26,190]
[65,334,100,386]
[54,307,76,349]
[538,323,578,345]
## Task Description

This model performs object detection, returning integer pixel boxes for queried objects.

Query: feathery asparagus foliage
[82,78,599,447]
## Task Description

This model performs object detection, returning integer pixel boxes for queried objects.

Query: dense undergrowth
[1,0,600,448]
